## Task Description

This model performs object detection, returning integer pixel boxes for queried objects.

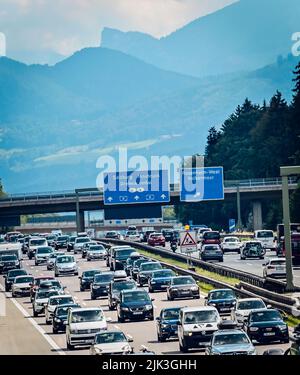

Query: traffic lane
[0,289,57,354]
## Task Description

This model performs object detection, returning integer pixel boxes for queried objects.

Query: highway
[0,251,291,355]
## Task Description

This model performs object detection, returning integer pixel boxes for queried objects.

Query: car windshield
[127,231,137,236]
[50,296,73,305]
[107,232,117,236]
[94,274,114,283]
[89,246,105,251]
[250,310,282,322]
[184,310,219,323]
[140,263,162,271]
[112,281,136,292]
[36,247,53,254]
[36,290,58,299]
[162,308,180,320]
[95,332,126,344]
[150,233,162,238]
[15,276,34,284]
[57,236,69,241]
[225,238,239,243]
[257,231,273,238]
[270,260,286,266]
[133,259,147,268]
[31,239,46,246]
[56,305,76,316]
[210,290,235,300]
[83,270,101,278]
[213,333,250,346]
[69,237,76,242]
[204,232,220,239]
[46,236,56,240]
[238,300,266,310]
[204,246,220,251]
[71,309,104,323]
[1,255,17,261]
[8,270,27,278]
[40,280,61,289]
[152,270,175,278]
[246,243,262,250]
[115,249,135,258]
[57,256,74,263]
[36,278,53,286]
[76,238,90,243]
[172,277,195,285]
[122,291,151,303]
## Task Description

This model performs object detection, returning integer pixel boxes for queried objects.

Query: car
[148,269,176,292]
[87,245,107,261]
[45,294,75,324]
[221,237,242,254]
[46,251,65,270]
[82,241,98,258]
[66,307,110,350]
[73,237,91,254]
[28,237,48,259]
[167,276,200,300]
[113,270,128,280]
[79,269,102,291]
[205,289,237,315]
[206,329,256,355]
[200,244,224,262]
[46,234,57,247]
[11,275,35,297]
[105,231,120,239]
[30,276,55,302]
[232,298,267,323]
[108,279,137,310]
[54,255,78,277]
[55,235,70,250]
[117,289,154,322]
[4,268,28,291]
[137,261,163,287]
[39,279,65,295]
[91,272,114,299]
[197,227,212,242]
[32,288,60,317]
[201,231,221,246]
[125,252,142,276]
[285,326,300,355]
[156,307,181,342]
[240,241,266,260]
[0,254,20,273]
[124,230,141,242]
[90,330,133,355]
[254,230,276,250]
[178,306,221,352]
[111,247,136,271]
[245,308,289,344]
[67,236,77,252]
[34,246,54,265]
[263,258,286,279]
[161,229,176,242]
[52,303,80,333]
[147,233,166,247]
[130,257,148,280]
[106,245,130,269]
[141,230,155,243]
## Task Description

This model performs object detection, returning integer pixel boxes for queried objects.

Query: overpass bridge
[0,177,298,231]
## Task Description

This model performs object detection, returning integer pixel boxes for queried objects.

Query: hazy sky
[0,0,236,64]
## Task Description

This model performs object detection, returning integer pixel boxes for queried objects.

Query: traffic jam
[0,226,300,356]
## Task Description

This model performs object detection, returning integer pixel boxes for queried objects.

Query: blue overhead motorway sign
[103,170,170,205]
[180,167,224,202]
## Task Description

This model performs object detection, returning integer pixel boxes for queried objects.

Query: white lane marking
[82,302,87,306]
[247,263,253,266]
[0,284,65,355]
[114,325,120,330]
[153,305,157,309]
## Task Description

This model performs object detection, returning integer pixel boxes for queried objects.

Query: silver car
[54,255,78,277]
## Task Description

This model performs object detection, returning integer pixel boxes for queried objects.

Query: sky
[0,0,236,64]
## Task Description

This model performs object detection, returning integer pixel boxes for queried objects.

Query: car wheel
[53,327,58,334]
[179,341,188,353]
[67,340,74,350]
[33,310,38,317]
[240,257,246,260]
[149,316,154,321]
[46,318,51,325]
[55,273,58,277]
[80,286,85,292]
[91,294,96,300]
[282,338,290,344]
[118,314,125,323]
[5,286,9,292]
[87,258,90,262]
[169,295,174,301]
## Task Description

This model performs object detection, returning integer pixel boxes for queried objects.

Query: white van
[254,230,276,250]
[178,306,221,352]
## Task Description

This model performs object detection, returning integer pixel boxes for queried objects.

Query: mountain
[101,0,300,77]
[1,48,298,193]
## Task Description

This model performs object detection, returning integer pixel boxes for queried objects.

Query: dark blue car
[156,307,181,342]
[148,269,176,292]
[205,289,237,315]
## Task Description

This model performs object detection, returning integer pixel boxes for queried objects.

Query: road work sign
[180,231,197,253]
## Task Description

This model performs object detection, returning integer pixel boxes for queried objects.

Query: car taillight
[268,266,275,269]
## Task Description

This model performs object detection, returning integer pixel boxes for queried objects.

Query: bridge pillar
[76,211,85,233]
[252,201,262,231]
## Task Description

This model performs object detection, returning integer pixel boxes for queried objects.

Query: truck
[0,242,23,261]
[277,223,300,265]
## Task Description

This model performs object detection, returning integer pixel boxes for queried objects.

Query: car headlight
[161,324,169,329]
[248,349,256,355]
[151,281,156,284]
[70,329,78,334]
[171,288,178,291]
[121,345,131,352]
[277,325,287,331]
[122,307,129,311]
[191,286,198,291]
[249,327,259,332]
[54,318,61,323]
[145,305,153,310]
[209,303,216,307]
[94,347,102,354]
[93,285,100,289]
[184,331,193,336]
[211,350,221,355]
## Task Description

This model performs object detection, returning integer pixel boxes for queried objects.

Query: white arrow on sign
[161,194,166,199]
[134,196,140,201]
[107,197,113,202]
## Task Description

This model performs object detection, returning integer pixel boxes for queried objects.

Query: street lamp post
[236,184,242,231]
[280,166,300,292]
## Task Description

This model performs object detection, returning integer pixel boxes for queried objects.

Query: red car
[201,231,221,246]
[30,276,55,302]
[147,233,166,247]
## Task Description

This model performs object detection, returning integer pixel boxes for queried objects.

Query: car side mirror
[151,298,155,302]
[204,296,208,300]
[177,322,181,325]
[156,317,160,321]
[267,305,272,309]
[282,315,288,321]
[106,317,112,323]
[127,335,133,342]
[3,275,6,279]
[63,286,66,290]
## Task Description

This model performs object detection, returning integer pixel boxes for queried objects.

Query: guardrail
[97,238,300,318]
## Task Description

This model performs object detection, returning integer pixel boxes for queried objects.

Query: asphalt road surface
[0,251,292,355]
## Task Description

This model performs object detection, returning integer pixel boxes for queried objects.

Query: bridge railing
[0,177,298,202]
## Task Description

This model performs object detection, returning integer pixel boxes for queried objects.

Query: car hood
[183,322,219,331]
[93,282,109,287]
[35,297,49,304]
[122,301,151,308]
[213,343,253,353]
[170,284,196,289]
[161,319,179,325]
[14,282,31,288]
[57,262,76,268]
[209,298,236,304]
[236,308,263,317]
[152,276,172,282]
[70,320,107,330]
[36,254,51,258]
[250,321,285,328]
[93,342,129,353]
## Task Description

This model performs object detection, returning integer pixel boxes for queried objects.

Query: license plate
[220,308,229,311]
[276,267,285,271]
[161,285,168,288]
[264,332,275,336]
[133,312,143,315]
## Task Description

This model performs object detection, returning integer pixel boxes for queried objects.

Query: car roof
[14,275,33,279]
[181,306,217,313]
[49,294,72,300]
[70,307,103,313]
[210,288,233,293]
[36,276,54,280]
[214,329,246,336]
[237,297,264,302]
[269,258,286,262]
[250,308,277,314]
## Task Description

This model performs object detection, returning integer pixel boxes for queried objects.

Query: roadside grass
[137,247,300,328]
